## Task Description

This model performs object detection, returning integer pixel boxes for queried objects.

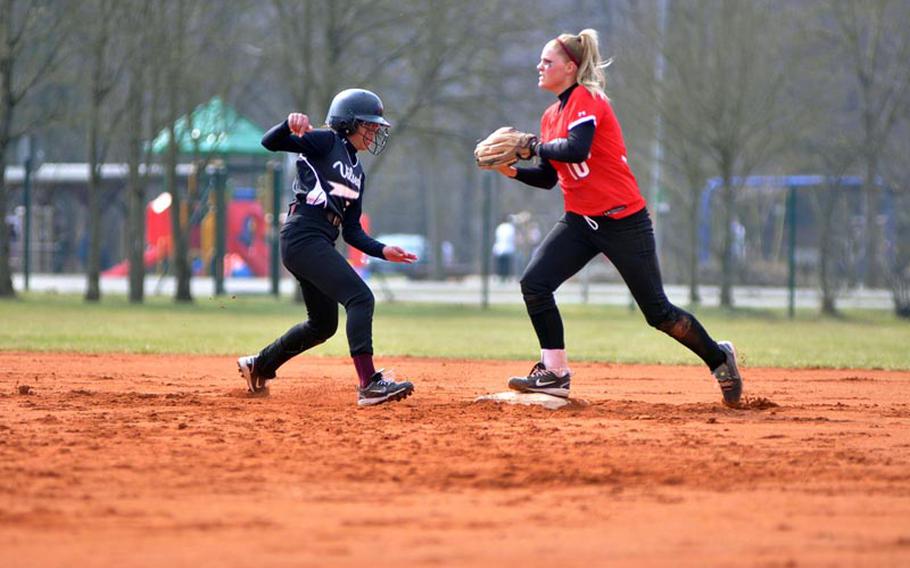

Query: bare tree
[125,0,155,303]
[269,0,412,126]
[786,1,861,316]
[373,1,542,277]
[0,0,69,297]
[619,1,710,303]
[881,115,910,317]
[159,0,192,302]
[827,0,910,290]
[671,143,710,305]
[149,1,264,302]
[81,0,130,302]
[813,146,856,316]
[266,0,538,280]
[389,1,479,280]
[637,0,792,308]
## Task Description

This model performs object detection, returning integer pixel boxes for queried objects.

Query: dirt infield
[2,352,910,567]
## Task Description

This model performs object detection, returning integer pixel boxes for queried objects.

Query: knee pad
[519,275,548,297]
[654,308,692,339]
[520,275,558,315]
[522,291,557,316]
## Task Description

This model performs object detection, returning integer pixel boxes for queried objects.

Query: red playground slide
[102,193,173,277]
[102,191,271,278]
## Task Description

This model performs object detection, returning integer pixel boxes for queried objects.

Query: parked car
[367,233,430,279]
[367,233,473,280]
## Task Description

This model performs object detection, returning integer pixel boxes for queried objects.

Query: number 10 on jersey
[568,160,590,180]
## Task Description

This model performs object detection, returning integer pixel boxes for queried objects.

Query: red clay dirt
[2,352,910,567]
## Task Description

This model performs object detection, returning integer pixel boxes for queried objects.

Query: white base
[474,391,580,410]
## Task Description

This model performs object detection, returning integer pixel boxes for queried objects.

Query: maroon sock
[352,354,376,389]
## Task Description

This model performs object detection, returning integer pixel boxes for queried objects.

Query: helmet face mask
[357,120,390,155]
[326,88,392,154]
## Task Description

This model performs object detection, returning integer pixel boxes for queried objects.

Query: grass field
[2,292,908,369]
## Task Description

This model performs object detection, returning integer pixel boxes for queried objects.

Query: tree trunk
[0,151,12,297]
[168,0,191,303]
[894,283,910,319]
[167,120,191,303]
[0,6,15,297]
[137,2,161,301]
[85,97,102,301]
[687,190,701,305]
[862,155,881,288]
[426,142,443,280]
[83,0,112,302]
[817,189,838,316]
[127,63,145,303]
[461,154,477,273]
[719,166,735,308]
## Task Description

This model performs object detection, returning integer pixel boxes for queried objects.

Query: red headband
[555,38,580,66]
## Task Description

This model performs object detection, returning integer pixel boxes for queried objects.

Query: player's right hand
[288,113,312,135]
[383,246,418,264]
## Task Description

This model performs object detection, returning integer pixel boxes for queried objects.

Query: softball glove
[474,127,538,169]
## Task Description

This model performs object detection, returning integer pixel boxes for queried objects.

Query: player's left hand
[474,126,537,168]
[495,164,518,178]
[288,112,313,136]
[383,246,418,264]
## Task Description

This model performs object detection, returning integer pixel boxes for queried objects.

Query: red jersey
[540,86,646,218]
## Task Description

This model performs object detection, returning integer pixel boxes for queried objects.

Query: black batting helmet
[325,89,391,155]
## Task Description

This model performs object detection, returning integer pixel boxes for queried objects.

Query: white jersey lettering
[332,161,363,190]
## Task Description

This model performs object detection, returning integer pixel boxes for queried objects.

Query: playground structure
[101,186,270,279]
[100,97,285,294]
[97,97,387,290]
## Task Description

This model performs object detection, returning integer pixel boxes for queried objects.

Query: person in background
[493,215,516,282]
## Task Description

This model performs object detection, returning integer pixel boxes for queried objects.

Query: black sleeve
[513,158,558,189]
[536,120,595,164]
[342,195,387,259]
[261,120,336,156]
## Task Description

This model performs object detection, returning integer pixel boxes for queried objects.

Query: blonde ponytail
[556,29,612,99]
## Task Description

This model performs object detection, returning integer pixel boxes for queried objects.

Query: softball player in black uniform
[238,89,416,406]
[480,30,743,405]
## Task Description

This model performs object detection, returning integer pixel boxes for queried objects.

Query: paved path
[12,273,896,310]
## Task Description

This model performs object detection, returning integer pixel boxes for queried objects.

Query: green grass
[2,293,909,369]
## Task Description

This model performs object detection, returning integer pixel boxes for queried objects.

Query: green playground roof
[150,97,269,156]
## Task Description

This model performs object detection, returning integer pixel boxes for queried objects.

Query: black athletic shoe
[358,370,414,407]
[712,341,743,406]
[237,355,269,393]
[508,362,571,398]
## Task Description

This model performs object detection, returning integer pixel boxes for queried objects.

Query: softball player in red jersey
[493,29,743,405]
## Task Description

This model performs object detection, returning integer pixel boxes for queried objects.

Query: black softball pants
[254,217,375,378]
[520,208,726,370]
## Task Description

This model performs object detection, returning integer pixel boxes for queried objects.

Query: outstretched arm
[339,197,386,260]
[342,200,417,263]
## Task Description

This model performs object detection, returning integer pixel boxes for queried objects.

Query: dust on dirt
[734,395,780,410]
